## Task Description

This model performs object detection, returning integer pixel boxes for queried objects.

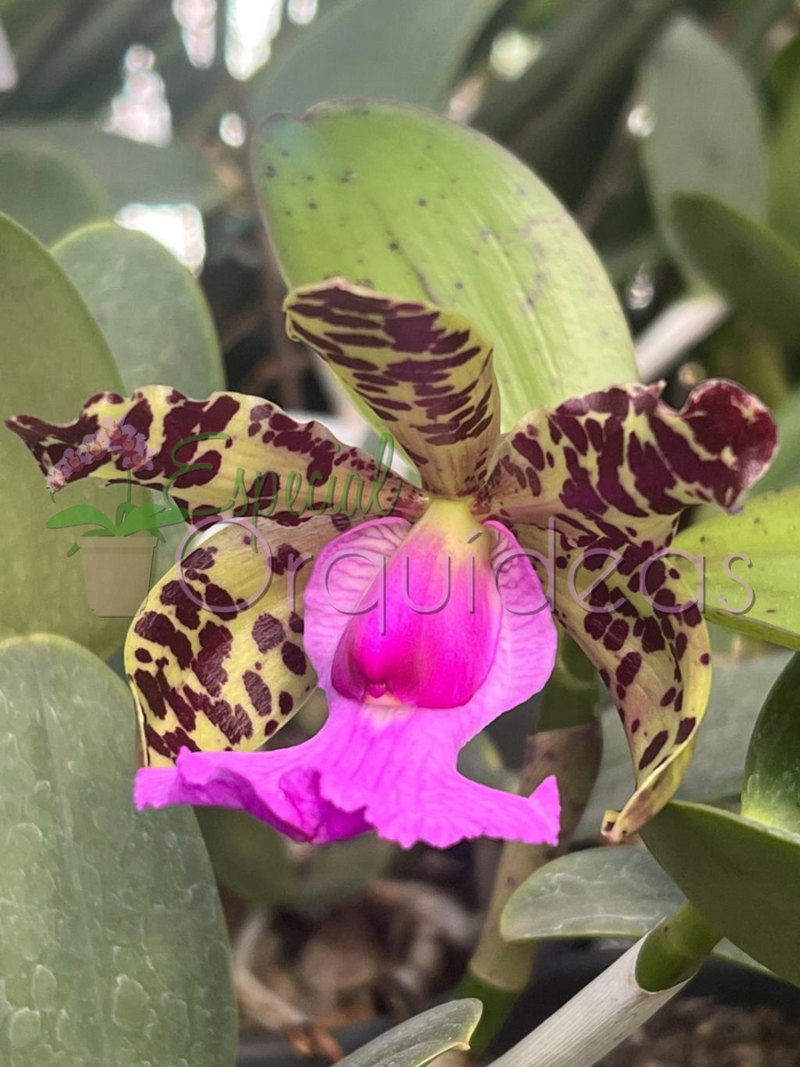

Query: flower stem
[487,903,720,1067]
[126,470,132,506]
[635,901,720,992]
[458,636,601,1053]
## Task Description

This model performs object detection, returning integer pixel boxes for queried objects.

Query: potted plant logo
[46,417,184,617]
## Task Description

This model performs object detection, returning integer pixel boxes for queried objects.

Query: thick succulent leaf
[337,999,482,1067]
[252,0,502,116]
[477,380,777,841]
[0,213,134,654]
[0,122,225,212]
[128,515,341,766]
[0,138,110,244]
[670,193,800,348]
[637,15,767,277]
[642,801,800,987]
[501,846,764,974]
[742,654,800,834]
[285,280,499,495]
[674,489,800,651]
[7,385,426,526]
[255,101,636,423]
[289,834,395,916]
[0,634,236,1066]
[578,651,794,839]
[195,807,294,908]
[52,223,226,396]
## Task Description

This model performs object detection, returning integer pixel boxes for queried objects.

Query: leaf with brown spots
[285,279,500,496]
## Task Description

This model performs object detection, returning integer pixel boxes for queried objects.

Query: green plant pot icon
[78,533,156,617]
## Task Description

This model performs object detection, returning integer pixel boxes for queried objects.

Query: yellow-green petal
[7,385,425,524]
[285,279,500,496]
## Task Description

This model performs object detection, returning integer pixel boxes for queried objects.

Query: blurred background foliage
[3,2,800,1060]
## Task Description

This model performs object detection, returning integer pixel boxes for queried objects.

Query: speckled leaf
[252,0,503,117]
[642,800,800,987]
[255,101,636,423]
[673,488,800,650]
[742,654,800,834]
[638,15,767,278]
[52,223,225,396]
[0,634,236,1066]
[669,193,800,347]
[0,138,110,245]
[501,846,763,973]
[337,999,482,1067]
[0,213,134,655]
[578,651,794,839]
[0,123,225,212]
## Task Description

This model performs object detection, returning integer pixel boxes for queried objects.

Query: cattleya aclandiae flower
[8,280,776,848]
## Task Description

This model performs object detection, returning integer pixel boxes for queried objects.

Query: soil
[600,998,800,1067]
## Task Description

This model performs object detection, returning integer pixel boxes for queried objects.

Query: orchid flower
[122,434,157,472]
[46,464,67,493]
[7,280,776,848]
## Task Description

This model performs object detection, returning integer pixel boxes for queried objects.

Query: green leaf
[742,653,800,834]
[251,0,502,119]
[642,800,800,987]
[0,213,136,655]
[1,123,225,212]
[769,49,800,251]
[669,193,800,347]
[578,651,793,839]
[673,489,800,650]
[195,807,293,908]
[115,500,136,526]
[0,138,110,245]
[45,504,117,532]
[638,15,767,277]
[290,834,395,917]
[501,846,763,973]
[116,502,184,537]
[0,634,236,1066]
[337,1000,482,1067]
[255,101,636,423]
[52,223,225,396]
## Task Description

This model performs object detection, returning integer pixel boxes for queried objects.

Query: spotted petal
[284,279,500,497]
[129,511,368,767]
[7,386,424,524]
[476,380,776,540]
[136,514,560,847]
[476,380,777,840]
[547,549,711,841]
